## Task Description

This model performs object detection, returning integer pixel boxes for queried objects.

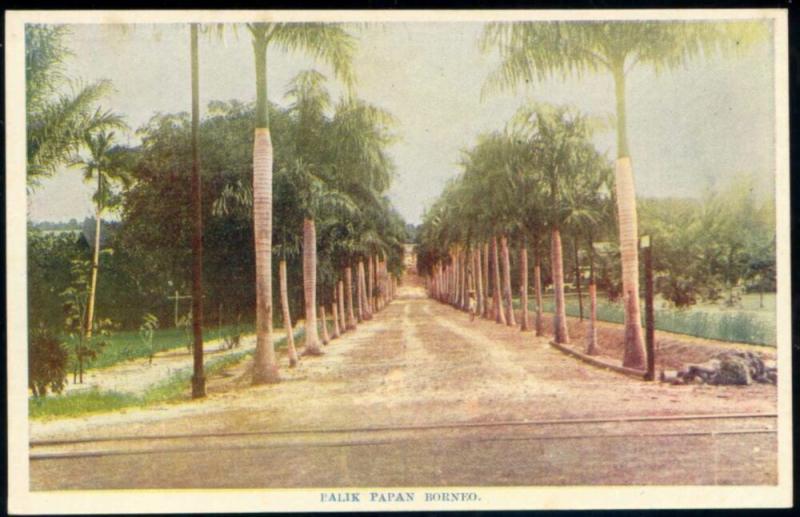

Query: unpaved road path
[29,276,777,489]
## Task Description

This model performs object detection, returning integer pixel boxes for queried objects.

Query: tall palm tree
[245,23,355,384]
[481,19,766,367]
[280,156,357,356]
[285,70,333,356]
[69,129,132,339]
[509,103,605,344]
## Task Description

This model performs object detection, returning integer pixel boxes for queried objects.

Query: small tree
[28,325,68,397]
[61,258,111,383]
[139,313,159,365]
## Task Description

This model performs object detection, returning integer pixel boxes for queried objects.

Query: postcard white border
[6,8,792,513]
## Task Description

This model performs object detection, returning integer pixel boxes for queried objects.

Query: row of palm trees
[417,103,614,360]
[26,19,766,387]
[27,22,407,395]
[420,19,765,369]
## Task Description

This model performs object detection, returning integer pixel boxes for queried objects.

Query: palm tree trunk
[320,305,330,345]
[574,237,584,321]
[358,260,370,319]
[302,218,322,356]
[189,24,205,398]
[85,204,101,339]
[551,227,569,344]
[368,255,375,314]
[456,259,460,306]
[449,260,455,305]
[534,252,544,337]
[453,250,461,307]
[251,33,279,384]
[475,248,484,318]
[338,280,347,332]
[492,237,506,324]
[454,250,461,307]
[520,243,530,331]
[501,235,516,327]
[455,251,461,307]
[456,248,467,310]
[279,259,298,367]
[345,266,356,330]
[482,243,490,318]
[356,260,364,322]
[437,262,443,301]
[331,286,341,338]
[587,281,598,355]
[613,62,646,369]
[466,251,472,296]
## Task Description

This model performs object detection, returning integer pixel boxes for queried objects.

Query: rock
[710,354,752,386]
[672,352,775,387]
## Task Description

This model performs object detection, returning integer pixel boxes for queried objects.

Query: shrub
[28,326,68,397]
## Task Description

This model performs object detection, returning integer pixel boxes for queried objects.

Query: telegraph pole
[189,23,206,398]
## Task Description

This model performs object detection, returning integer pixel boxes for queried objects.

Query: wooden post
[642,235,655,381]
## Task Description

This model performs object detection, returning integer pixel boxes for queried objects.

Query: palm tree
[280,156,357,356]
[482,19,766,366]
[327,95,397,327]
[509,103,606,344]
[26,25,125,191]
[69,129,132,339]
[244,23,355,384]
[561,155,615,354]
[278,255,300,366]
[285,70,334,357]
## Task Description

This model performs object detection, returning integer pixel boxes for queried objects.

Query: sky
[28,21,775,225]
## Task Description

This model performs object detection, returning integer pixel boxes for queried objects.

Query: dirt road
[29,276,777,489]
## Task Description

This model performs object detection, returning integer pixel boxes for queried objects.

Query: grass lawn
[515,292,775,346]
[65,322,255,371]
[30,329,303,419]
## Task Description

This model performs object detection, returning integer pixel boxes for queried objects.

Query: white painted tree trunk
[615,157,646,368]
[551,227,569,344]
[345,267,357,330]
[279,259,298,367]
[302,218,322,356]
[252,128,279,384]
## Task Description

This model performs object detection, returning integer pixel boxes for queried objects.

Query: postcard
[6,8,791,513]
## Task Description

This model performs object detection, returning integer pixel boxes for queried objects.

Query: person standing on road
[468,290,477,322]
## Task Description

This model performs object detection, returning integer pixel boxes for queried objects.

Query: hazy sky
[28,21,775,224]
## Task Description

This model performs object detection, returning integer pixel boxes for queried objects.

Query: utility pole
[641,235,655,381]
[189,23,206,398]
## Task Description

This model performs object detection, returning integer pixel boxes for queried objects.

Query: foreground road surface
[30,277,777,489]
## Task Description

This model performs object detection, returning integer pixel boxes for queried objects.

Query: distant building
[403,243,417,273]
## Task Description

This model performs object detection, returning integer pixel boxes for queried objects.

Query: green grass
[30,329,304,419]
[29,389,140,419]
[67,322,255,371]
[516,292,776,346]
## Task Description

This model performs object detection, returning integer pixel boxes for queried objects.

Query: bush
[28,326,68,397]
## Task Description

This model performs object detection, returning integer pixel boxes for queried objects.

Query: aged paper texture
[6,8,792,513]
